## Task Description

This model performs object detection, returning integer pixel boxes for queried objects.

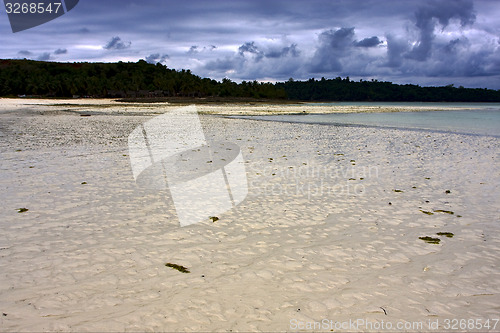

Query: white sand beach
[0,99,499,331]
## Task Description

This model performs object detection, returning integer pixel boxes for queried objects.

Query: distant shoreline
[4,95,500,106]
[0,97,489,118]
[2,59,500,102]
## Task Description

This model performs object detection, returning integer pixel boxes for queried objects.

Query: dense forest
[1,59,500,102]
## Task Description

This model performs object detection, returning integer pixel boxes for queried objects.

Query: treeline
[1,59,500,102]
[0,59,286,99]
[279,77,500,102]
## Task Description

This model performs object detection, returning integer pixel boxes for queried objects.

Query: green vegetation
[419,236,441,244]
[279,77,500,102]
[434,209,454,215]
[165,263,190,273]
[420,210,434,215]
[209,216,219,222]
[0,59,285,99]
[436,232,454,238]
[1,59,500,101]
[17,208,28,213]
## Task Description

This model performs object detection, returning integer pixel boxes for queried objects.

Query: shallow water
[238,103,500,137]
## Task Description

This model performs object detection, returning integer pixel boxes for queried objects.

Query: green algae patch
[209,216,219,222]
[420,210,434,215]
[437,232,454,238]
[393,189,404,193]
[419,236,441,244]
[434,209,454,215]
[17,208,28,213]
[165,263,190,273]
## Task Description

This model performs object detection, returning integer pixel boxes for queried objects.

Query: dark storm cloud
[37,52,51,61]
[235,41,300,63]
[309,28,355,73]
[265,44,300,58]
[205,57,241,72]
[406,0,476,61]
[204,40,303,80]
[355,36,382,47]
[238,42,264,61]
[103,36,131,50]
[54,48,67,55]
[145,53,169,64]
[1,0,499,88]
[425,37,497,78]
[18,50,32,56]
[385,34,409,68]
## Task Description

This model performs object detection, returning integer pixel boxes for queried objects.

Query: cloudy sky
[1,0,500,88]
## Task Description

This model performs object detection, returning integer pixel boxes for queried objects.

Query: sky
[1,0,500,88]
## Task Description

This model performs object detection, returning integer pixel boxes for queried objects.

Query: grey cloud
[444,38,464,54]
[204,56,242,72]
[309,28,355,73]
[2,0,498,88]
[188,45,218,57]
[18,50,32,56]
[201,45,217,51]
[103,36,131,50]
[319,27,355,50]
[188,46,199,54]
[265,44,300,58]
[407,0,476,61]
[238,42,258,55]
[385,34,408,68]
[145,53,169,64]
[37,52,51,61]
[355,36,382,47]
[54,48,67,55]
[238,42,264,62]
[202,41,302,80]
[425,37,497,78]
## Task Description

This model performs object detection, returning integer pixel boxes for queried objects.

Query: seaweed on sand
[165,263,190,273]
[436,232,454,238]
[419,236,441,244]
[434,209,454,215]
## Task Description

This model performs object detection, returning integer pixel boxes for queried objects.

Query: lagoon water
[242,102,500,137]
